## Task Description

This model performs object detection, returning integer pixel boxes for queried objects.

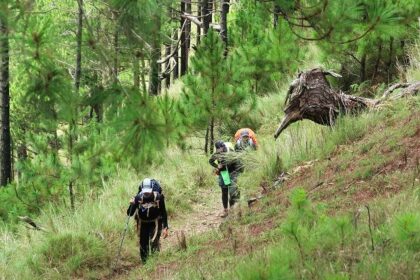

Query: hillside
[119,96,419,280]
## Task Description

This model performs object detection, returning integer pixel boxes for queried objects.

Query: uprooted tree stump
[274,68,419,139]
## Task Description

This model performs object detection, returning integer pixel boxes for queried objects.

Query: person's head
[139,178,153,192]
[215,140,226,152]
[240,130,250,143]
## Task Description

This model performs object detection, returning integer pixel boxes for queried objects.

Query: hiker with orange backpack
[234,128,257,152]
[209,140,243,217]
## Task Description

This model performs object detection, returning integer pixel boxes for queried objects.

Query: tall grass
[404,40,420,82]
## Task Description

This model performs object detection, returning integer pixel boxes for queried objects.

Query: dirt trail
[164,188,223,248]
[111,187,224,280]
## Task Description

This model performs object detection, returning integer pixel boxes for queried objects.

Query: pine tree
[0,2,11,186]
[180,30,254,153]
[230,0,301,95]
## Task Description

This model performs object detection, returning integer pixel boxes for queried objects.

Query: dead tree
[274,68,419,139]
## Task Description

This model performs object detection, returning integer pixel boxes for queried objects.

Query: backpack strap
[153,191,161,208]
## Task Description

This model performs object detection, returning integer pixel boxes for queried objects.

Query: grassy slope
[132,97,419,280]
[1,43,419,279]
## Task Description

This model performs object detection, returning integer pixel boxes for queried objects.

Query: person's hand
[129,197,135,204]
[217,164,223,169]
[162,227,169,239]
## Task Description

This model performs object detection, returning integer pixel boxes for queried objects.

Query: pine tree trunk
[196,3,201,46]
[148,15,161,95]
[180,0,188,76]
[204,124,209,154]
[173,31,179,80]
[140,56,147,93]
[133,52,140,89]
[210,117,215,154]
[69,0,84,209]
[17,135,28,181]
[0,11,11,186]
[201,0,211,35]
[186,0,191,51]
[360,53,366,82]
[165,44,171,88]
[220,0,229,56]
[387,37,394,82]
[372,42,382,82]
[113,13,119,82]
[274,5,281,28]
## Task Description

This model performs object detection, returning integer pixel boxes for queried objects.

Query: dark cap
[215,140,225,149]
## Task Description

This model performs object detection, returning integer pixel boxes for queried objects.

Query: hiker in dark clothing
[209,140,243,217]
[127,178,169,263]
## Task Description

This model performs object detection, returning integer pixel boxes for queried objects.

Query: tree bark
[196,2,201,46]
[148,13,161,95]
[204,124,209,154]
[140,56,147,93]
[186,0,191,51]
[0,11,11,186]
[165,44,171,88]
[220,0,229,56]
[69,0,84,209]
[201,0,211,35]
[360,53,366,82]
[372,41,382,82]
[274,5,281,28]
[387,37,394,82]
[112,12,119,82]
[180,0,188,76]
[210,117,215,154]
[173,30,179,80]
[133,52,140,89]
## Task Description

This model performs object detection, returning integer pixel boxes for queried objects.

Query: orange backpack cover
[234,128,258,147]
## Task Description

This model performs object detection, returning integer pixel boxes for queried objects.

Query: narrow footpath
[111,187,224,280]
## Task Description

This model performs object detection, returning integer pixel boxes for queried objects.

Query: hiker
[127,178,169,263]
[209,140,243,217]
[234,128,257,151]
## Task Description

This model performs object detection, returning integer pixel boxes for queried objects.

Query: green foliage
[393,213,420,251]
[109,89,183,170]
[180,29,255,130]
[230,0,301,95]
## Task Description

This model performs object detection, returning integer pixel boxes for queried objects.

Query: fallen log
[274,68,419,139]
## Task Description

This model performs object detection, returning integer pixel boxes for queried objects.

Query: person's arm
[209,153,219,168]
[127,196,139,216]
[159,195,169,229]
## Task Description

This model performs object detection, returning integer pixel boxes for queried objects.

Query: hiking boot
[220,209,228,218]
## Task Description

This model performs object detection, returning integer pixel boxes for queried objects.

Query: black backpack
[137,189,162,220]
